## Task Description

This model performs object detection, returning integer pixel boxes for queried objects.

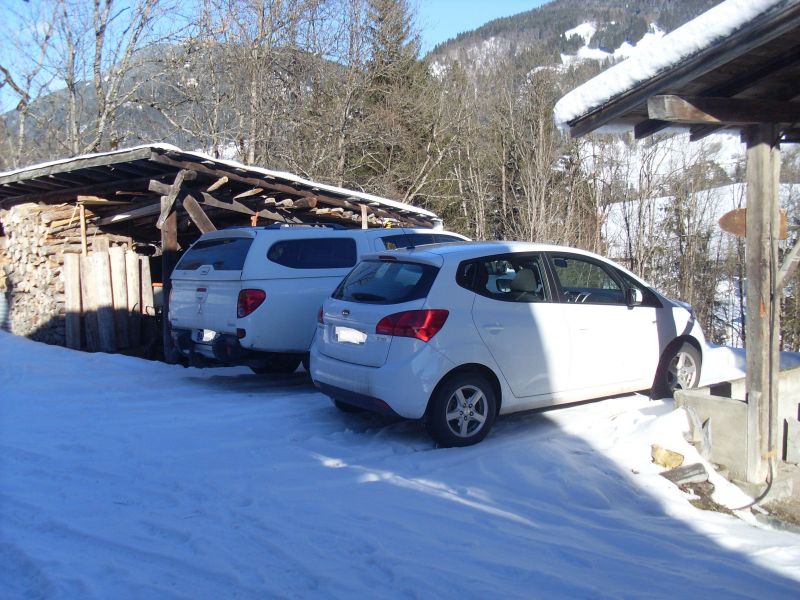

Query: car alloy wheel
[652,342,701,398]
[667,347,699,390]
[426,373,497,447]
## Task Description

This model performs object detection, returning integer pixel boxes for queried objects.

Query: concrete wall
[676,367,800,481]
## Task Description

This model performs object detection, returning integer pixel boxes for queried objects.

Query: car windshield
[333,260,439,304]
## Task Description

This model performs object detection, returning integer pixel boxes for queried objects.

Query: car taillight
[375,310,448,342]
[237,289,266,317]
[317,306,324,324]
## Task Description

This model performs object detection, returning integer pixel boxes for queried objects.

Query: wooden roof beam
[647,95,800,125]
[149,152,432,226]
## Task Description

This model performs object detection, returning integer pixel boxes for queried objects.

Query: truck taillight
[375,310,448,342]
[317,306,324,324]
[237,289,266,317]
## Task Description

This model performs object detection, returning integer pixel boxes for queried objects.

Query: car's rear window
[267,238,357,269]
[176,237,253,271]
[333,260,439,304]
[379,233,463,250]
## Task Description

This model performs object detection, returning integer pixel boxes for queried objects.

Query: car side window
[267,238,357,269]
[457,255,549,303]
[551,255,625,304]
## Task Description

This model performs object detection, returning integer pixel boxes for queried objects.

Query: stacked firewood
[0,202,135,347]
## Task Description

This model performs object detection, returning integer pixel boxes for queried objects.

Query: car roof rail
[261,222,349,230]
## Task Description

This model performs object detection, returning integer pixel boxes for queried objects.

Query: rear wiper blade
[352,293,386,301]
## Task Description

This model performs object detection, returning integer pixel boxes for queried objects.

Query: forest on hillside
[2,0,800,349]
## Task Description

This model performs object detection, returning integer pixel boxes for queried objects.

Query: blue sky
[415,0,548,52]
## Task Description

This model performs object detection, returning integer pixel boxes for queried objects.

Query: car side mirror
[626,288,643,307]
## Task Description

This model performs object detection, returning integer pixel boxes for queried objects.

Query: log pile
[0,202,151,351]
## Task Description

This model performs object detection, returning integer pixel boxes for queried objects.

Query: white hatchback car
[311,242,705,446]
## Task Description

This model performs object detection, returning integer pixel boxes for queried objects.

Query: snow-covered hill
[2,331,800,598]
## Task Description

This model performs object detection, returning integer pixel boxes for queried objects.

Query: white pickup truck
[168,224,468,373]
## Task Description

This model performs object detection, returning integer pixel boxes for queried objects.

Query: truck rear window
[176,237,253,271]
[333,260,439,304]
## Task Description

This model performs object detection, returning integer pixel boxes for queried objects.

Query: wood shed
[0,144,442,356]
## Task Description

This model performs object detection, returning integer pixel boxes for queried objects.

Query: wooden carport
[0,144,441,357]
[554,0,800,485]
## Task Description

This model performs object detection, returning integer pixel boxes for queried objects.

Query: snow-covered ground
[2,331,799,598]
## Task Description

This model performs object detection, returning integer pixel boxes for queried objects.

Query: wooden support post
[80,255,99,351]
[63,253,82,350]
[161,193,179,363]
[126,250,142,348]
[744,124,781,484]
[93,251,117,353]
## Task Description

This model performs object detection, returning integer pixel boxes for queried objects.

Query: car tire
[250,354,301,375]
[425,373,497,447]
[652,342,701,398]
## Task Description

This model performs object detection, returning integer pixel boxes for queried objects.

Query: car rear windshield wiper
[351,292,386,301]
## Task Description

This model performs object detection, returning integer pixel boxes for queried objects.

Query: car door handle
[482,324,504,333]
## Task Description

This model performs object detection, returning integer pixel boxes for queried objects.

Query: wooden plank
[232,187,263,200]
[79,204,88,256]
[182,194,217,233]
[156,169,194,230]
[92,251,117,353]
[140,256,155,317]
[63,253,82,350]
[108,246,130,348]
[126,250,142,347]
[79,255,100,351]
[96,201,162,225]
[207,176,228,192]
[77,195,128,205]
[648,95,800,125]
[198,192,285,222]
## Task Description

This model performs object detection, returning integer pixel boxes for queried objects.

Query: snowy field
[2,331,799,599]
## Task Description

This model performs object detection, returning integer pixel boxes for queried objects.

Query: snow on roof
[0,143,438,219]
[553,0,787,128]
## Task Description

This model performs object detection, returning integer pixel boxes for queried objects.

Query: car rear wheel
[426,373,497,447]
[250,354,301,374]
[652,342,701,398]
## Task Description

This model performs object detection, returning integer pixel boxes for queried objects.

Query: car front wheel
[426,373,497,447]
[652,342,701,398]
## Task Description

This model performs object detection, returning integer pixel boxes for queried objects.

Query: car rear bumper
[172,329,256,364]
[310,340,454,419]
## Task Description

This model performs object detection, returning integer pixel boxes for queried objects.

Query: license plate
[195,329,217,343]
[335,326,367,345]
